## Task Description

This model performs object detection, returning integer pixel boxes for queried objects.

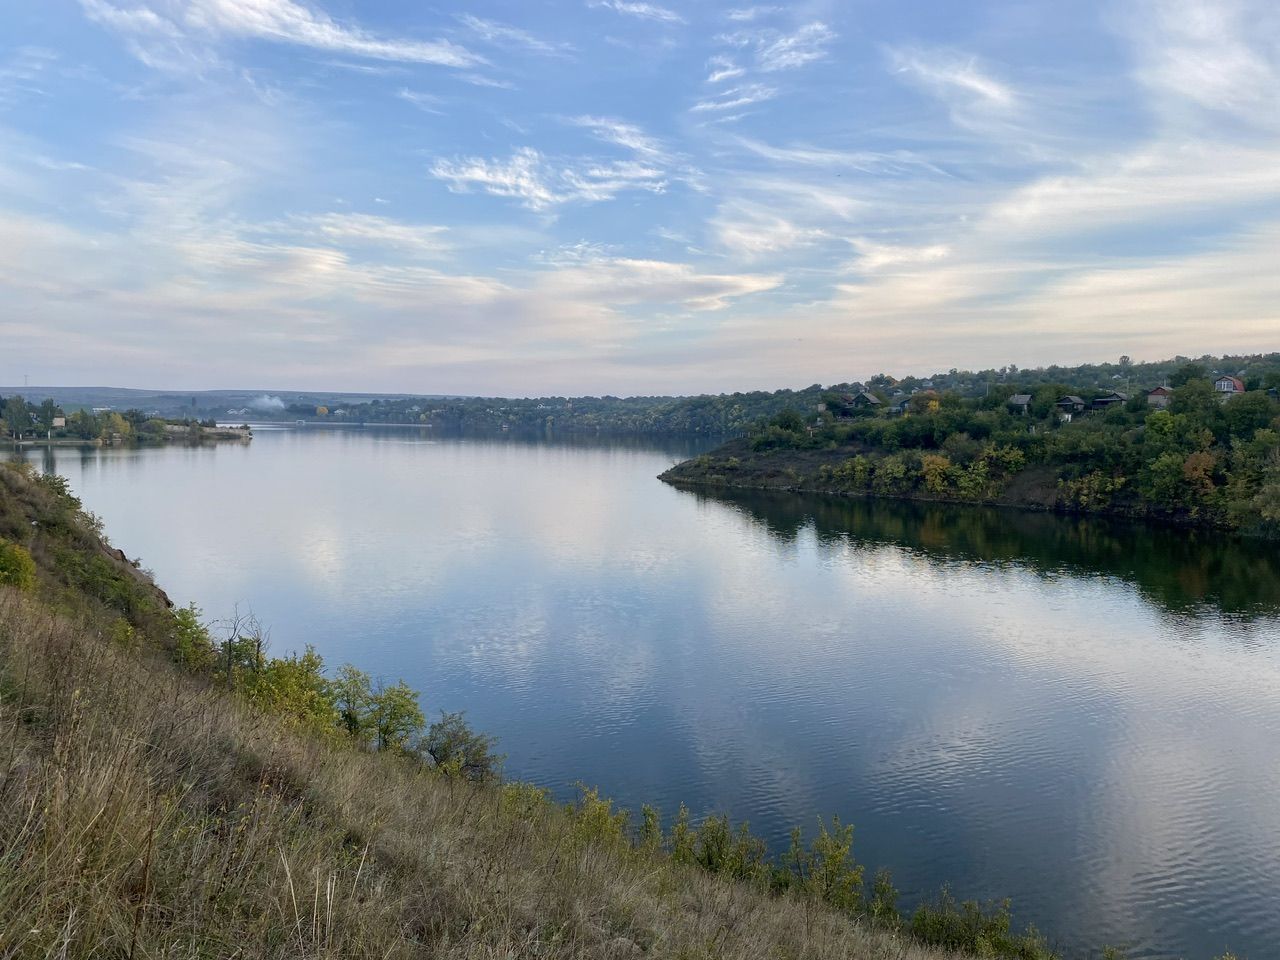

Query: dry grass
[0,586,959,960]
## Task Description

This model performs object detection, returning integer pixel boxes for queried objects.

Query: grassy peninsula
[661,370,1280,538]
[0,460,1247,958]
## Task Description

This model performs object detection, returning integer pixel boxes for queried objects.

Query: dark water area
[699,486,1280,621]
[16,428,1280,960]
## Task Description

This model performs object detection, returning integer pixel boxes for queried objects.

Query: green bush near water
[0,539,36,591]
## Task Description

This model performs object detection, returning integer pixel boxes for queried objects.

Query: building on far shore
[1146,386,1172,408]
[1056,395,1086,413]
[1214,376,1245,395]
[1007,393,1033,415]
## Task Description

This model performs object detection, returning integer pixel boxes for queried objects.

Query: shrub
[910,889,1054,959]
[173,603,217,670]
[692,814,768,883]
[573,785,630,848]
[0,539,36,591]
[501,781,551,819]
[422,710,504,782]
[639,803,663,852]
[242,646,339,735]
[781,817,865,913]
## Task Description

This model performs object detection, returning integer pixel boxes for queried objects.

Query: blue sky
[1,0,1277,395]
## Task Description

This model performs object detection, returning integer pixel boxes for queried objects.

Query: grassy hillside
[0,461,1237,958]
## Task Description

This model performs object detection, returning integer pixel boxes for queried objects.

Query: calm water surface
[20,428,1280,960]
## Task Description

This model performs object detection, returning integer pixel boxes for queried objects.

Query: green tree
[369,680,424,752]
[1224,391,1275,438]
[3,396,30,439]
[173,603,216,670]
[98,412,133,442]
[331,665,375,741]
[1170,362,1207,386]
[37,399,59,432]
[1169,379,1218,419]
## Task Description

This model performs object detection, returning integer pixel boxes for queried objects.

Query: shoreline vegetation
[660,365,1280,540]
[0,462,1240,958]
[1,393,252,448]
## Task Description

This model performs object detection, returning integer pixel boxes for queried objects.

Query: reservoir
[18,427,1280,960]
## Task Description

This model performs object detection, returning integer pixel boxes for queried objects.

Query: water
[18,428,1280,960]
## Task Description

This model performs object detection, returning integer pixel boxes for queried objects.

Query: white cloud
[534,253,781,311]
[81,0,483,68]
[0,46,59,108]
[457,15,573,58]
[396,88,445,115]
[714,22,835,73]
[726,6,780,22]
[985,142,1280,236]
[430,147,667,211]
[887,46,1015,108]
[715,210,827,256]
[291,213,451,258]
[706,54,745,83]
[850,239,951,271]
[568,115,668,160]
[587,0,685,25]
[431,148,560,210]
[757,22,835,72]
[733,136,946,175]
[454,72,515,90]
[691,82,777,113]
[1122,0,1280,127]
[79,0,180,37]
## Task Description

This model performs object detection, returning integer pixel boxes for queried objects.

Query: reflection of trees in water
[685,487,1280,619]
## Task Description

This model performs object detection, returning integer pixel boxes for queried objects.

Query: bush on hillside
[0,539,35,591]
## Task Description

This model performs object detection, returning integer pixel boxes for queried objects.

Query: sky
[1,0,1278,396]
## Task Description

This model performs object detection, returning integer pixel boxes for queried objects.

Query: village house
[1056,395,1086,414]
[1007,393,1033,415]
[1214,376,1245,395]
[851,391,882,409]
[1146,386,1172,408]
[51,416,66,429]
[1091,391,1128,411]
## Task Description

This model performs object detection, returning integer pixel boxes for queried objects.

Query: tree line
[704,365,1280,535]
[1,394,230,443]
[276,352,1280,438]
